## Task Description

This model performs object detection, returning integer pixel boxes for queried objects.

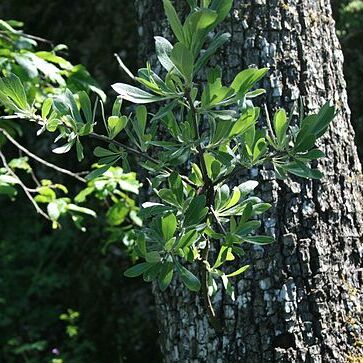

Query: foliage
[0,0,334,318]
[0,19,106,145]
[0,17,158,362]
[0,18,140,233]
[0,0,335,327]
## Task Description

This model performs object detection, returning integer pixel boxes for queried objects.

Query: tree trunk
[136,1,363,362]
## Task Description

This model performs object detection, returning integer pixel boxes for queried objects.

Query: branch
[185,89,223,331]
[0,30,53,46]
[89,132,197,187]
[0,128,86,183]
[200,240,223,333]
[0,150,51,221]
[185,90,211,189]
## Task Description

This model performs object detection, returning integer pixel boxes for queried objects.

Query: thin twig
[264,103,275,139]
[210,206,227,235]
[0,150,51,221]
[0,33,12,43]
[0,128,86,183]
[30,170,41,187]
[89,132,196,187]
[0,30,53,46]
[0,115,22,120]
[114,53,135,80]
[200,240,222,333]
[2,113,196,187]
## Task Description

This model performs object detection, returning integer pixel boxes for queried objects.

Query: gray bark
[136,1,363,362]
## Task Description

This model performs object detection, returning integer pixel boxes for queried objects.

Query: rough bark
[136,1,363,362]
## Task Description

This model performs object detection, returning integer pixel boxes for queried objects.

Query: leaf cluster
[0,1,335,308]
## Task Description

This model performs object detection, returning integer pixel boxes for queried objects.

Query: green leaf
[253,138,267,162]
[169,172,184,205]
[106,202,129,226]
[223,187,241,210]
[55,90,82,123]
[177,230,199,249]
[300,102,335,138]
[238,180,258,196]
[35,51,72,70]
[242,235,274,245]
[112,83,172,104]
[214,184,230,211]
[284,161,323,179]
[210,0,233,24]
[108,115,128,139]
[213,245,234,268]
[112,98,122,116]
[145,251,161,263]
[163,0,185,43]
[273,109,288,145]
[155,36,175,72]
[0,73,30,112]
[297,149,325,161]
[159,262,174,291]
[227,265,250,277]
[203,152,216,179]
[229,107,259,137]
[78,91,92,123]
[136,105,147,132]
[52,140,75,154]
[176,262,201,292]
[74,187,94,203]
[0,184,17,198]
[93,147,116,158]
[294,125,316,152]
[195,32,231,73]
[184,195,208,226]
[231,68,269,96]
[210,119,233,145]
[124,262,153,277]
[170,43,194,83]
[246,88,266,98]
[85,165,111,181]
[76,140,84,162]
[190,163,204,186]
[67,204,96,217]
[314,102,335,138]
[158,188,180,207]
[183,9,218,56]
[295,103,335,151]
[41,98,53,119]
[236,220,261,236]
[143,263,161,282]
[161,213,177,241]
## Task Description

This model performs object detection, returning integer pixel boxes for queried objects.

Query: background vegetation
[0,0,361,362]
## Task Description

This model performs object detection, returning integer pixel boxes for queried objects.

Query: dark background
[0,1,362,362]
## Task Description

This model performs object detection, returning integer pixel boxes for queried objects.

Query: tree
[135,1,363,362]
[0,1,361,362]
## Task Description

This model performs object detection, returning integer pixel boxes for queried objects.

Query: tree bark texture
[136,1,363,362]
